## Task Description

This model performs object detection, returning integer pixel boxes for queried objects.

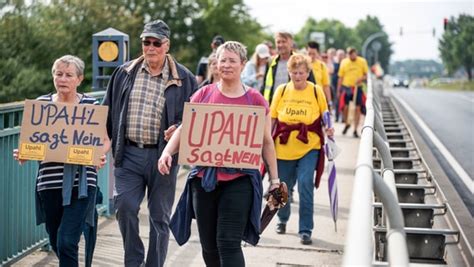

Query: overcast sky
[244,0,473,62]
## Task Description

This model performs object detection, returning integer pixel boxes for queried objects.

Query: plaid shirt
[126,59,169,144]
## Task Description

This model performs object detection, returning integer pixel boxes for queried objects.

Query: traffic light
[444,18,448,30]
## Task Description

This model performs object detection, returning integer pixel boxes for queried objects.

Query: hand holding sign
[96,154,107,170]
[12,149,26,165]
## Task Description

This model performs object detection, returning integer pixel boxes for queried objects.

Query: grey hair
[51,55,85,77]
[215,41,247,63]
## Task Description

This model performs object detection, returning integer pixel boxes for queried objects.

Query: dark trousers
[114,145,178,267]
[39,187,95,267]
[342,86,363,106]
[191,176,253,267]
[331,85,340,120]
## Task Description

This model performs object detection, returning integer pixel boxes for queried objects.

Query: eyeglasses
[142,40,167,48]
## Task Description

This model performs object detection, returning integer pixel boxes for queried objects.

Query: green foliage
[0,58,51,102]
[0,0,267,103]
[355,15,392,71]
[439,14,474,80]
[294,18,359,51]
[0,0,145,103]
[429,80,474,91]
[0,1,394,103]
[294,15,392,71]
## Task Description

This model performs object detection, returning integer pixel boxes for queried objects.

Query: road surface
[391,87,473,214]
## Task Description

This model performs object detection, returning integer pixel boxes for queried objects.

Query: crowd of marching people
[198,31,369,136]
[13,19,370,267]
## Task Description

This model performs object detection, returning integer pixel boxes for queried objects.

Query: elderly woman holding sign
[158,41,279,266]
[12,55,109,267]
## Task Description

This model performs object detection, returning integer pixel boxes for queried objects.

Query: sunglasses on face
[142,40,167,48]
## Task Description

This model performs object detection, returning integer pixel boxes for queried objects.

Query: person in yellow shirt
[337,47,368,137]
[270,54,334,245]
[306,41,332,108]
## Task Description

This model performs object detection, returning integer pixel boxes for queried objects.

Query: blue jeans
[277,149,319,236]
[39,187,96,267]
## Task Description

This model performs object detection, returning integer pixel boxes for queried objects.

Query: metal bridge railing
[0,90,110,265]
[343,76,409,266]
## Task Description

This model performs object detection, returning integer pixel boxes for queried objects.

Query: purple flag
[323,111,339,232]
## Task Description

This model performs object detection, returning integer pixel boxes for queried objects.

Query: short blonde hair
[287,54,312,73]
[275,31,293,40]
[215,41,247,63]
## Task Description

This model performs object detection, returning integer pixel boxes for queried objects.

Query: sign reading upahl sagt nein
[179,103,266,169]
[18,100,108,166]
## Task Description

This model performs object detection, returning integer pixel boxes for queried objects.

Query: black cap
[212,35,225,46]
[140,20,170,40]
[307,41,320,52]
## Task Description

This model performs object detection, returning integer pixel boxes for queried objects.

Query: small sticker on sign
[19,143,46,160]
[67,146,94,165]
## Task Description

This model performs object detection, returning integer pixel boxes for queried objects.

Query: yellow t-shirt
[311,60,330,87]
[338,56,369,87]
[270,81,328,160]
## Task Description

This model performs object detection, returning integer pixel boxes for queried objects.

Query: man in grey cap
[103,19,197,267]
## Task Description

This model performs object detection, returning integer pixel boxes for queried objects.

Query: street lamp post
[361,32,387,65]
[371,41,382,63]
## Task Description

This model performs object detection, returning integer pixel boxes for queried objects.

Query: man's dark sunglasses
[142,40,167,47]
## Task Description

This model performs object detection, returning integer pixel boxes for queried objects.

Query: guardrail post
[374,114,388,142]
[373,131,396,229]
[373,171,409,266]
[373,132,395,189]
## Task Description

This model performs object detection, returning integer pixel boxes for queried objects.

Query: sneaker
[276,223,286,234]
[300,233,312,245]
[342,125,350,135]
[353,131,359,138]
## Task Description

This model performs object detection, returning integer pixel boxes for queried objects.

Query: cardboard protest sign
[18,100,108,166]
[179,102,266,169]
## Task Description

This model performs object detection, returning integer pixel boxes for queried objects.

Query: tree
[0,0,267,103]
[0,0,144,102]
[355,15,392,72]
[439,14,473,80]
[189,0,268,66]
[294,18,359,52]
[293,16,393,72]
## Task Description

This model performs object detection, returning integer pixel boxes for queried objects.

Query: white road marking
[392,93,473,194]
[455,94,474,103]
